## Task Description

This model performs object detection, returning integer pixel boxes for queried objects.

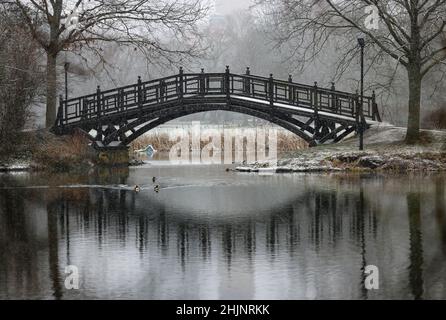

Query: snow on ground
[0,162,30,172]
[338,123,446,152]
[236,123,446,173]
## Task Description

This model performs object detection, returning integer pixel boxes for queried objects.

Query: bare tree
[0,6,44,154]
[256,0,446,143]
[8,0,208,128]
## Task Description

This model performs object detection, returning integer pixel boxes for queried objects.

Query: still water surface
[0,163,445,299]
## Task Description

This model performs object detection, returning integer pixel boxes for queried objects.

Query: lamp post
[64,62,70,101]
[357,35,365,151]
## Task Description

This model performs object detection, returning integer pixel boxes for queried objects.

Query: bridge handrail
[56,68,381,128]
[231,73,374,99]
[64,71,373,103]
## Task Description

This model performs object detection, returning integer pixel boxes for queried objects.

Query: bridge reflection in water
[0,170,446,299]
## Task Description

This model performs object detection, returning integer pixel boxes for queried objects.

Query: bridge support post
[244,67,251,95]
[81,98,88,120]
[118,89,124,112]
[200,68,205,95]
[269,74,274,108]
[331,82,338,113]
[313,82,321,140]
[288,75,294,104]
[178,67,184,102]
[225,66,230,104]
[160,79,165,102]
[137,76,143,115]
[96,86,103,141]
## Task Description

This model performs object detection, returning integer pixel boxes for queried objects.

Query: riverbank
[2,124,446,173]
[1,127,308,172]
[0,130,96,172]
[235,123,446,173]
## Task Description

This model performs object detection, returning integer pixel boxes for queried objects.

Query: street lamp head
[357,33,366,47]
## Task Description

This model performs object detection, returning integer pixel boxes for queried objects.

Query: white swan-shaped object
[134,144,157,157]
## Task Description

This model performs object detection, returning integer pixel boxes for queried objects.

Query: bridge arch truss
[53,67,381,148]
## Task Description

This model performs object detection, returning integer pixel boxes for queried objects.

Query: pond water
[0,163,445,299]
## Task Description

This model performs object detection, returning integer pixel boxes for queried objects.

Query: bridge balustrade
[56,68,381,129]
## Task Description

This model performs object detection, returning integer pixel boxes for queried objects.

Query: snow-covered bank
[0,148,32,172]
[235,124,446,173]
[0,162,31,172]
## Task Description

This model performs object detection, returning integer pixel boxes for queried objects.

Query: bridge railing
[56,68,381,128]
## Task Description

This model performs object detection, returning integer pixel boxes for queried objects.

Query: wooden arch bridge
[53,66,381,148]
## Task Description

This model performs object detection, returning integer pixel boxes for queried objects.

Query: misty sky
[214,0,252,14]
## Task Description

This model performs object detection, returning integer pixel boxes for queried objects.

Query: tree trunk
[46,52,58,128]
[405,64,422,144]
